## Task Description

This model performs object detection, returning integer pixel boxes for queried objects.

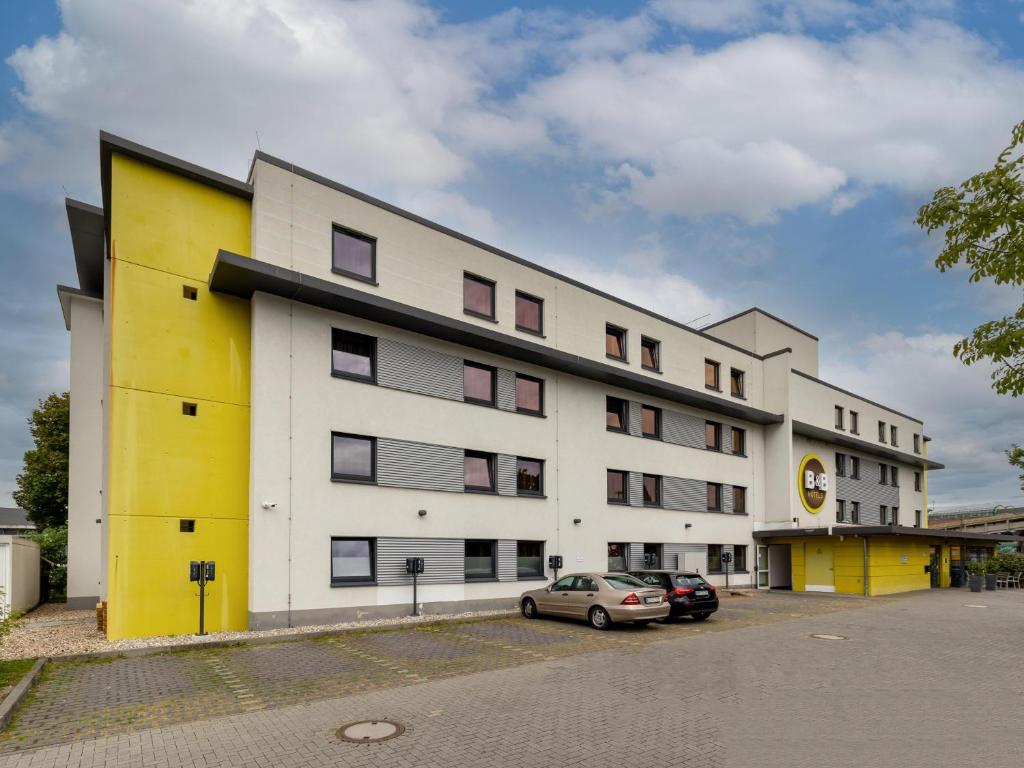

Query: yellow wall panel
[833,538,865,595]
[110,261,250,404]
[867,538,930,595]
[110,154,251,281]
[106,515,248,639]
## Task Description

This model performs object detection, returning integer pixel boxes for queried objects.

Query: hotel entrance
[928,545,941,588]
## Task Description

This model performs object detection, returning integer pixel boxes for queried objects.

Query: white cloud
[822,331,1024,508]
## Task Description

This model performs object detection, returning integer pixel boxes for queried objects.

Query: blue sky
[0,0,1022,509]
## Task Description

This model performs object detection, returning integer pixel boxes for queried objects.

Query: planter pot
[969,575,983,592]
[985,574,997,591]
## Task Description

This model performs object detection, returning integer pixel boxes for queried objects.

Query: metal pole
[412,571,419,617]
[198,560,207,636]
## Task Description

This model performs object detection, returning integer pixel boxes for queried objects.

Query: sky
[0,0,1022,510]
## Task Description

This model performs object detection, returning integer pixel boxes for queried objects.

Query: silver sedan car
[520,572,669,630]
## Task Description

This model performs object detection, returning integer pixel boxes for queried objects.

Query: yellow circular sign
[797,453,828,514]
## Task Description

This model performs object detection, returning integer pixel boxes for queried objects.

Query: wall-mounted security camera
[261,501,277,510]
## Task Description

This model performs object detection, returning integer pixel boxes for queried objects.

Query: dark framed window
[879,464,888,485]
[642,474,661,507]
[331,433,375,482]
[517,541,544,578]
[731,427,746,455]
[464,451,495,492]
[641,405,661,438]
[332,225,376,282]
[641,336,660,371]
[892,507,899,526]
[836,453,846,477]
[516,457,544,496]
[515,291,543,335]
[643,543,662,569]
[850,456,860,480]
[913,433,921,454]
[851,501,860,524]
[835,405,844,430]
[606,324,627,361]
[880,505,888,525]
[465,540,496,580]
[515,374,544,415]
[705,359,720,390]
[850,411,859,434]
[878,421,886,442]
[606,396,629,432]
[705,421,722,451]
[607,469,628,504]
[608,542,628,572]
[733,546,747,572]
[914,471,921,492]
[463,361,496,405]
[708,544,723,572]
[733,486,746,515]
[915,509,922,528]
[707,482,722,512]
[836,499,846,522]
[331,328,376,382]
[463,272,495,319]
[890,425,898,447]
[331,537,375,584]
[891,466,899,487]
[730,368,744,398]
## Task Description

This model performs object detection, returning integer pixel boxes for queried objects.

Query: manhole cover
[810,633,847,641]
[337,720,405,744]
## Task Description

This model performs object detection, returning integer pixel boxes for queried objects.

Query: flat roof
[65,198,104,296]
[791,420,943,470]
[702,307,819,342]
[754,525,1023,543]
[791,369,923,425]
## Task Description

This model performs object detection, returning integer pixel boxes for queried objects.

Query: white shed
[0,536,41,616]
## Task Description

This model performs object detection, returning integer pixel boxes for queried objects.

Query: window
[331,329,376,381]
[891,467,899,487]
[463,361,496,405]
[891,507,899,526]
[182,402,197,416]
[551,575,575,591]
[464,451,495,492]
[733,486,746,515]
[732,427,746,455]
[641,405,661,438]
[606,396,629,432]
[517,541,544,578]
[606,324,627,360]
[850,411,859,434]
[607,470,628,504]
[463,272,495,319]
[707,482,722,512]
[890,425,898,447]
[915,509,922,528]
[835,406,844,430]
[836,453,846,477]
[913,433,921,454]
[708,545,723,572]
[607,542,628,571]
[850,456,860,480]
[642,474,661,506]
[179,519,195,533]
[914,471,921,492]
[730,368,745,398]
[880,505,888,525]
[878,421,886,442]
[733,546,747,572]
[705,359,720,390]
[331,433,375,482]
[515,291,543,334]
[836,499,846,523]
[516,457,544,496]
[705,421,722,451]
[331,538,375,584]
[643,543,662,569]
[465,540,496,580]
[851,501,860,524]
[332,225,376,282]
[576,575,599,591]
[641,336,660,371]
[879,464,888,484]
[183,285,198,301]
[515,374,543,415]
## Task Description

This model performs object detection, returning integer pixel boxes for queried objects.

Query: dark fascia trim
[56,285,102,331]
[65,198,105,296]
[752,527,832,539]
[791,420,944,470]
[702,307,819,342]
[752,525,1024,542]
[791,369,924,425]
[250,150,771,362]
[209,250,785,426]
[760,346,792,361]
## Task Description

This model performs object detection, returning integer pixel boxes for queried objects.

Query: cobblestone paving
[0,592,863,753]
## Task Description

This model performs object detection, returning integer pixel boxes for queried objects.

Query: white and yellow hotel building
[58,133,1012,639]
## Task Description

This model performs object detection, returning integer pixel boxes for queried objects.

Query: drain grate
[337,720,405,744]
[810,633,847,641]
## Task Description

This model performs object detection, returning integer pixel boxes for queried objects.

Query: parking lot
[1,588,1022,767]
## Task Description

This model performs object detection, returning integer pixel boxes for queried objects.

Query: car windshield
[674,575,709,587]
[603,574,649,590]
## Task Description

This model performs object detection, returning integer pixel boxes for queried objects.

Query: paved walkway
[1,589,1020,767]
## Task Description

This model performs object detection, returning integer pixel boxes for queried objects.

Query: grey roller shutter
[662,409,704,449]
[376,538,464,585]
[628,471,643,507]
[663,476,706,511]
[628,543,646,570]
[663,543,708,570]
[722,484,735,515]
[836,457,899,525]
[721,425,733,455]
[628,401,643,437]
[496,454,517,496]
[497,540,517,581]
[377,438,464,492]
[377,338,462,401]
[496,368,517,412]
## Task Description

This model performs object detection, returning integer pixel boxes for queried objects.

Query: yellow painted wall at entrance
[866,539,930,596]
[804,540,834,588]
[833,538,865,595]
[106,154,251,639]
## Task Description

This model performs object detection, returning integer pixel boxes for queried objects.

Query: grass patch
[0,660,35,690]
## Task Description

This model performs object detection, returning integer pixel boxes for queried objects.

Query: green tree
[1009,444,1024,491]
[13,392,70,530]
[27,524,67,600]
[916,120,1024,397]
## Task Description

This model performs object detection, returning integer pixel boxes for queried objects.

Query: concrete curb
[0,657,46,729]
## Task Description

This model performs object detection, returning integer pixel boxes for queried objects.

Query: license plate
[695,590,709,597]
[644,596,660,604]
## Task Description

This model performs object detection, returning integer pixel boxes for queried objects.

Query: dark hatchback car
[629,570,719,620]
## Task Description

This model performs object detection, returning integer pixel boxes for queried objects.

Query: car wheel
[521,598,538,619]
[693,612,711,621]
[589,606,612,630]
[634,620,651,628]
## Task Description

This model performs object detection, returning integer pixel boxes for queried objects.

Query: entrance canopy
[754,525,1024,545]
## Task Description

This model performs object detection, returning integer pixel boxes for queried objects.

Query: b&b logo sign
[797,454,828,514]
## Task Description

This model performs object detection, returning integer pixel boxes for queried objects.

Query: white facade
[0,536,40,615]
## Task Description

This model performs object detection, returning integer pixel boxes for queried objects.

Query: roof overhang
[791,419,944,470]
[66,198,104,296]
[56,285,102,330]
[754,525,1023,543]
[208,250,786,426]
